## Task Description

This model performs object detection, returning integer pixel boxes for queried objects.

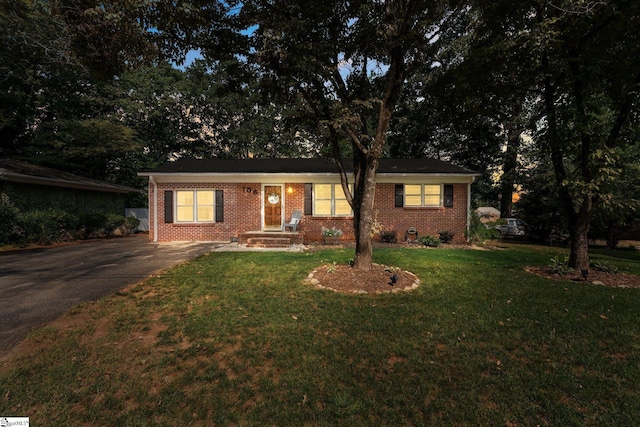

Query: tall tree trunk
[542,49,591,271]
[566,54,594,271]
[351,154,378,271]
[567,197,592,271]
[346,16,405,271]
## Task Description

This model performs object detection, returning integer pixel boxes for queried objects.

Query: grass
[1,245,640,426]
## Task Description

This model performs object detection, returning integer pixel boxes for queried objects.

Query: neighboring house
[140,158,479,244]
[0,158,139,215]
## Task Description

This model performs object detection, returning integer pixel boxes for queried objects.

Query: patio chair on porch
[285,210,303,232]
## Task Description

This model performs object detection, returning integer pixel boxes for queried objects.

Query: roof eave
[139,171,480,184]
[1,173,139,194]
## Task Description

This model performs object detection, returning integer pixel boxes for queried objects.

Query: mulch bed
[302,241,640,292]
[303,263,421,294]
[525,266,640,288]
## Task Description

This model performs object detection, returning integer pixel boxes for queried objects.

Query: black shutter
[304,183,313,215]
[444,184,454,208]
[164,190,173,223]
[395,184,404,207]
[215,190,224,222]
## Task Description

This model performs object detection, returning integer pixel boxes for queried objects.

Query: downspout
[150,175,158,243]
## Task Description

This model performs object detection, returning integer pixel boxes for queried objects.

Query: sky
[175,49,203,70]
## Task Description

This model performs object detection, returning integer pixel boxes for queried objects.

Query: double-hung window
[313,183,352,216]
[176,190,215,222]
[404,184,442,207]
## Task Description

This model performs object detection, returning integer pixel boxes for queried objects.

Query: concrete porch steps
[246,237,293,248]
[240,231,304,247]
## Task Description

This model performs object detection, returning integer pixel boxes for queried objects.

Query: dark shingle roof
[0,159,139,193]
[141,158,477,175]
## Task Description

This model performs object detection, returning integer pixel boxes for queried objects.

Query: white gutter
[467,181,472,242]
[139,172,480,185]
[150,175,158,243]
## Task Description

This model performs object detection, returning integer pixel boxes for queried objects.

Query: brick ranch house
[139,158,479,245]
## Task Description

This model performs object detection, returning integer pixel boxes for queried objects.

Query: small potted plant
[321,226,343,244]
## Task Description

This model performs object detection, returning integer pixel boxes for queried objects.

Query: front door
[263,185,283,230]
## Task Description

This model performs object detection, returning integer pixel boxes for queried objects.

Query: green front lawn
[1,245,639,426]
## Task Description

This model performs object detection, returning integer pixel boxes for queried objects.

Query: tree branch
[607,69,640,147]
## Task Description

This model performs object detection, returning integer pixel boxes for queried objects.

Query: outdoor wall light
[287,186,294,194]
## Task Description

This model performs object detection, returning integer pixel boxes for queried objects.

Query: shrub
[124,216,141,233]
[0,201,138,247]
[0,193,22,244]
[19,210,62,244]
[48,209,81,233]
[79,212,108,237]
[466,209,499,244]
[466,209,486,244]
[104,214,141,236]
[549,256,574,276]
[419,235,441,248]
[326,261,338,273]
[379,230,398,243]
[105,213,126,236]
[321,226,343,237]
[591,262,619,274]
[438,230,455,243]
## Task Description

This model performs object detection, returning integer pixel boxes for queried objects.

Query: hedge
[0,193,140,246]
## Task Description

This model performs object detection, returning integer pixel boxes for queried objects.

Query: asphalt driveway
[0,234,223,359]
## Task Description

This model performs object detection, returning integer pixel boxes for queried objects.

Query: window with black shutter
[164,190,173,223]
[169,190,222,223]
[444,184,454,208]
[304,183,313,215]
[215,190,224,222]
[395,184,404,207]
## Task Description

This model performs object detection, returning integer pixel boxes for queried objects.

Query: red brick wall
[151,182,262,242]
[372,183,468,243]
[149,181,469,243]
